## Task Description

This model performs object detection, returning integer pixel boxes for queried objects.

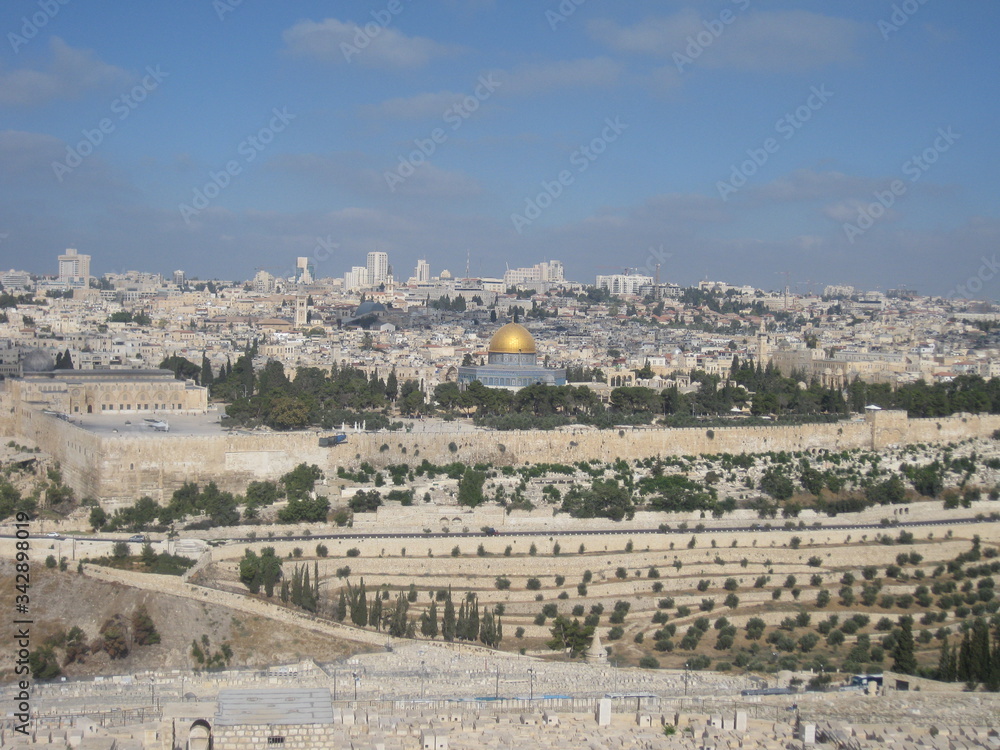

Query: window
[267,738,285,745]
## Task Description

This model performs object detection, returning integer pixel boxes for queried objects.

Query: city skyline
[1,2,998,296]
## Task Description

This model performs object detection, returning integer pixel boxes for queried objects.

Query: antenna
[466,249,470,280]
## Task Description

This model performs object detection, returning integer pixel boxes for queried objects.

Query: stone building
[5,368,208,415]
[457,322,566,391]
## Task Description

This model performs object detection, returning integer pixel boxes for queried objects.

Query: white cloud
[0,37,129,107]
[282,18,461,69]
[364,91,467,120]
[589,10,863,71]
[493,57,624,95]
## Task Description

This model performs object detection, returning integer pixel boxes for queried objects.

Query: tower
[295,296,309,328]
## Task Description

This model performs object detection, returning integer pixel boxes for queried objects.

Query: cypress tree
[937,640,954,682]
[466,594,480,642]
[457,599,467,641]
[357,579,368,627]
[201,352,213,389]
[972,618,991,683]
[369,596,382,631]
[958,629,973,682]
[336,590,347,622]
[386,369,398,401]
[891,616,917,675]
[442,589,456,642]
[421,599,438,638]
[292,565,303,607]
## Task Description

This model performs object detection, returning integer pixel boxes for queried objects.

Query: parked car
[128,534,147,543]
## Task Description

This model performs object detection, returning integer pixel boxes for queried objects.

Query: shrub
[807,556,822,567]
[639,656,659,669]
[607,626,624,640]
[526,578,542,590]
[495,577,511,590]
[315,544,328,557]
[346,548,360,557]
[615,567,628,579]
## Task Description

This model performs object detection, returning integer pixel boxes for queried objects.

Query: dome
[488,323,536,354]
[354,300,386,318]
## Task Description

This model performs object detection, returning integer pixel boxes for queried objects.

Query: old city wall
[89,418,878,502]
[7,402,1000,502]
[1,398,105,497]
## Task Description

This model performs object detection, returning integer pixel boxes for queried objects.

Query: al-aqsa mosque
[457,322,566,391]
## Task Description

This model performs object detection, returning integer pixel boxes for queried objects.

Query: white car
[45,532,61,539]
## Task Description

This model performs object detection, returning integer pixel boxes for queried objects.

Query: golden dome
[488,322,536,354]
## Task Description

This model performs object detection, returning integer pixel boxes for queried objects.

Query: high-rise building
[503,260,565,287]
[367,251,389,286]
[173,270,185,287]
[415,259,430,284]
[252,269,276,293]
[295,257,314,285]
[595,273,653,296]
[345,266,369,292]
[57,248,91,287]
[1,270,32,291]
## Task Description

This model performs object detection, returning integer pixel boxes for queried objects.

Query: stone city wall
[5,398,1000,503]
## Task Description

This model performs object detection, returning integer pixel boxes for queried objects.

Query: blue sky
[1,0,998,295]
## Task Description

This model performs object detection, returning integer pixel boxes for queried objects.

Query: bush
[526,578,542,590]
[615,567,628,579]
[315,544,328,557]
[451,546,460,557]
[607,626,624,640]
[346,548,360,557]
[495,577,511,590]
[639,655,659,669]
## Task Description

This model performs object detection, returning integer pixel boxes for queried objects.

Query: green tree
[892,617,917,675]
[457,468,487,508]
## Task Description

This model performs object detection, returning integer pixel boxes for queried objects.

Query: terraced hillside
[200,517,1000,683]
